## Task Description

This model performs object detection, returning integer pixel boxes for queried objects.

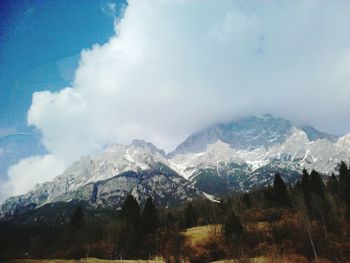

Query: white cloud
[5,155,66,197]
[4,0,350,200]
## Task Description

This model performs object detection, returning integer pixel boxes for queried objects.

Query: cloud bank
[7,155,66,196]
[3,0,350,200]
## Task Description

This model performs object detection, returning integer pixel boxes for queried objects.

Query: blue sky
[0,0,349,201]
[0,0,125,129]
[0,0,125,201]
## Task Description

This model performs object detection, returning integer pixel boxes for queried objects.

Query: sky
[0,0,125,128]
[0,0,350,202]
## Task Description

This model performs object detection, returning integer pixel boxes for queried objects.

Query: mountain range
[1,114,350,218]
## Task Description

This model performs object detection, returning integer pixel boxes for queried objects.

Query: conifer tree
[339,162,350,201]
[273,174,291,207]
[119,194,141,258]
[120,194,140,228]
[69,205,87,258]
[338,162,350,220]
[310,170,325,198]
[300,169,312,207]
[70,206,85,227]
[184,203,197,228]
[327,173,338,196]
[243,192,251,208]
[165,211,176,229]
[141,197,159,235]
[223,212,244,244]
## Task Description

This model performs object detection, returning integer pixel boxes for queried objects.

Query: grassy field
[183,224,319,263]
[11,258,164,263]
[212,258,268,263]
[10,224,323,263]
[182,224,222,246]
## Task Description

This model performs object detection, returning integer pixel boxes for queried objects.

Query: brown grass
[10,258,164,263]
[183,224,222,246]
[211,254,333,263]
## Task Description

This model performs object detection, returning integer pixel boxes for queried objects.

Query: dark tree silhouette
[327,173,338,196]
[310,170,325,198]
[338,162,350,220]
[273,174,291,207]
[223,212,244,244]
[70,206,85,227]
[243,192,251,208]
[165,211,176,229]
[300,169,312,207]
[118,194,142,258]
[141,197,159,235]
[184,203,197,228]
[120,194,140,227]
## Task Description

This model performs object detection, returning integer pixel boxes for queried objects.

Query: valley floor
[9,256,330,263]
[10,223,335,263]
[10,259,164,263]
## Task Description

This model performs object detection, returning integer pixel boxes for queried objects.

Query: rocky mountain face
[169,115,350,194]
[0,139,198,217]
[1,115,350,218]
[169,114,294,156]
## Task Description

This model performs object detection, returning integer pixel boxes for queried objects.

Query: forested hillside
[1,162,350,262]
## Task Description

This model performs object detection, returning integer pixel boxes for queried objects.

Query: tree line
[1,162,350,262]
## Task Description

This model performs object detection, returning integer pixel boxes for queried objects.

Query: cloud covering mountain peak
[2,0,350,202]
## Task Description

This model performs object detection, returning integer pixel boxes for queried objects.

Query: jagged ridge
[1,115,350,218]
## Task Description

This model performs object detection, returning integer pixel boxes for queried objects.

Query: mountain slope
[1,115,349,219]
[0,140,198,217]
[170,114,295,156]
[169,116,348,193]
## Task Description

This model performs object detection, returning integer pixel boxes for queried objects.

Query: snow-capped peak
[336,133,350,150]
[10,140,173,206]
[170,127,350,180]
[2,115,349,219]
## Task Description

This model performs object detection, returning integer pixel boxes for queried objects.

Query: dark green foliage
[120,194,140,227]
[327,173,338,196]
[242,192,251,208]
[141,197,159,235]
[194,170,228,195]
[273,174,291,207]
[310,170,325,198]
[118,194,141,258]
[339,162,350,202]
[165,211,176,229]
[2,162,350,261]
[298,169,339,236]
[338,162,350,220]
[263,185,274,205]
[70,206,85,227]
[300,169,312,207]
[262,175,291,208]
[299,169,326,208]
[222,212,244,244]
[184,203,197,228]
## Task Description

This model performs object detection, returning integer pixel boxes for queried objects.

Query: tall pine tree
[300,169,312,208]
[120,194,140,228]
[310,170,325,198]
[273,174,291,207]
[338,162,350,220]
[119,194,141,258]
[70,206,85,228]
[223,212,244,244]
[141,197,159,235]
[184,203,197,228]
